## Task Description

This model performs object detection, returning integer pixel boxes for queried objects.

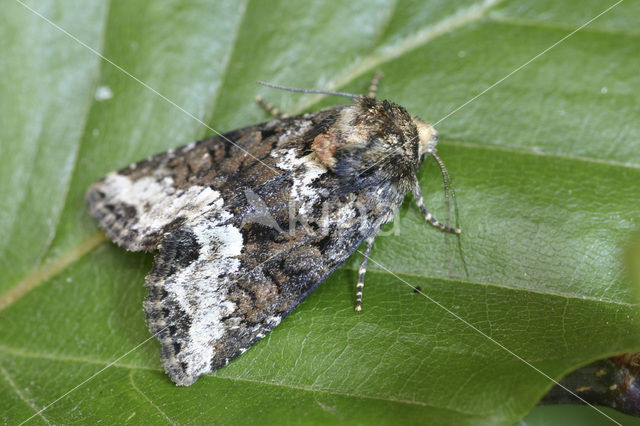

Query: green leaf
[2,0,639,424]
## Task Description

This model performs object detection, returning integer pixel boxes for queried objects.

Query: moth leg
[355,236,375,312]
[255,95,289,119]
[368,71,384,98]
[413,185,461,234]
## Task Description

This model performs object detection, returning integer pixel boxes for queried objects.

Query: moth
[86,74,460,386]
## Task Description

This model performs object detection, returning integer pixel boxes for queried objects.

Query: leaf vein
[128,370,176,425]
[0,345,483,417]
[445,139,640,170]
[0,362,51,424]
[341,266,639,308]
[0,232,106,311]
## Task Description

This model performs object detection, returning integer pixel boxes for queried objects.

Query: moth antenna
[257,81,360,98]
[432,152,453,229]
[432,152,468,277]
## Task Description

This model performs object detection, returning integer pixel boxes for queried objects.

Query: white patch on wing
[267,316,281,326]
[100,173,223,236]
[102,172,254,378]
[275,149,327,215]
[161,218,245,379]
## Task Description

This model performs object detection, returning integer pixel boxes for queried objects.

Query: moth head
[413,117,439,161]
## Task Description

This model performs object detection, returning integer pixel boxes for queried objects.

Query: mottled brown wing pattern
[86,109,335,252]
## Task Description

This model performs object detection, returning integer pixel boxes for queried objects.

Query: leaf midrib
[195,0,249,141]
[490,13,640,39]
[289,0,507,115]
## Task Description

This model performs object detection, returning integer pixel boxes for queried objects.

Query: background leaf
[1,0,639,424]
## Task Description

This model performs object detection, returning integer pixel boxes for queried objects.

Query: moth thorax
[414,118,439,159]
